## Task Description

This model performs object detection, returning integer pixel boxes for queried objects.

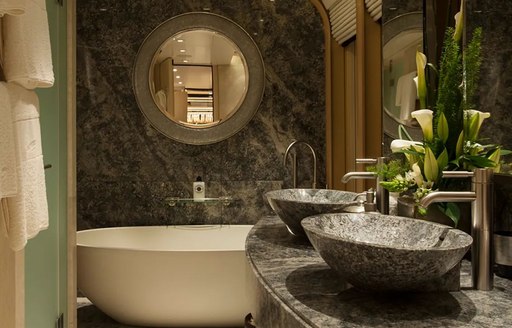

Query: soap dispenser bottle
[193,176,205,200]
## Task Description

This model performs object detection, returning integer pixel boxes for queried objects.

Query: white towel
[2,83,48,251]
[155,90,167,111]
[2,0,54,89]
[0,0,26,16]
[395,71,418,121]
[0,82,18,198]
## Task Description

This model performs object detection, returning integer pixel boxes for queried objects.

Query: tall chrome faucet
[419,168,494,291]
[283,140,317,189]
[341,157,389,214]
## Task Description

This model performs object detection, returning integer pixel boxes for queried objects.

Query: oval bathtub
[77,225,254,327]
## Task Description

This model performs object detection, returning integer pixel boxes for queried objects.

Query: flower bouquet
[375,3,508,226]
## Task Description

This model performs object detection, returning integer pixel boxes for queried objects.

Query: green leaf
[456,131,464,158]
[465,155,496,168]
[424,147,439,182]
[401,148,423,156]
[468,112,480,141]
[438,203,461,227]
[437,148,449,171]
[416,51,428,109]
[499,149,512,156]
[398,124,413,141]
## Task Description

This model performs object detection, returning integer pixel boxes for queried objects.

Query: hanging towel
[0,82,18,198]
[2,83,48,251]
[2,0,54,89]
[0,0,26,17]
[395,71,418,121]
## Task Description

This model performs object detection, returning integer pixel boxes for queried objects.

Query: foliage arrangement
[376,3,507,226]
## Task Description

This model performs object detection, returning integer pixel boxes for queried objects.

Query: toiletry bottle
[193,176,205,200]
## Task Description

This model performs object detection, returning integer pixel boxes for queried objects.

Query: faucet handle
[442,171,474,178]
[356,158,377,165]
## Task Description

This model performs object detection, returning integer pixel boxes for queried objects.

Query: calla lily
[437,112,449,144]
[488,148,501,172]
[465,110,491,141]
[424,146,439,182]
[391,139,424,165]
[453,1,464,43]
[411,109,434,142]
[390,139,424,153]
[415,51,428,108]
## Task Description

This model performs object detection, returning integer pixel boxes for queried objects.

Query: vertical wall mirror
[382,0,461,144]
[382,4,423,141]
[133,12,265,145]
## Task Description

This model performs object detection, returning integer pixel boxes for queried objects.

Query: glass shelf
[166,196,234,207]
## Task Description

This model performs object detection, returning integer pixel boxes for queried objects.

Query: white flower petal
[390,139,423,153]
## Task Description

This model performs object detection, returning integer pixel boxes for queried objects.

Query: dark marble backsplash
[466,1,512,231]
[76,0,326,230]
[467,1,512,151]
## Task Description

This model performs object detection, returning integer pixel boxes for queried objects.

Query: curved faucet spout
[419,191,476,208]
[341,171,376,183]
[283,140,317,189]
[417,168,494,291]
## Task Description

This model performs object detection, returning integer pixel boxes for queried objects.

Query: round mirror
[133,12,264,145]
[382,12,423,139]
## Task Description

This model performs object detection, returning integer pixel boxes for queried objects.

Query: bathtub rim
[76,224,254,252]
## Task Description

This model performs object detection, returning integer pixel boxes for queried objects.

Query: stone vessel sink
[265,189,361,237]
[301,213,473,291]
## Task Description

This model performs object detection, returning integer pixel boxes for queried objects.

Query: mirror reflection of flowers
[377,3,509,226]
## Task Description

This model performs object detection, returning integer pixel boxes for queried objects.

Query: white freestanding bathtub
[77,225,255,327]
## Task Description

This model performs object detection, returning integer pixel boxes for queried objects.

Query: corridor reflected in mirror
[150,29,248,128]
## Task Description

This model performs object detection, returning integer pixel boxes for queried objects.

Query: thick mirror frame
[133,12,265,145]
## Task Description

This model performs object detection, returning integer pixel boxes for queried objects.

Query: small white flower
[411,163,424,187]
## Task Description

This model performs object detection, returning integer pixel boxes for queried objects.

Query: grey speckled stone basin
[265,189,361,237]
[301,213,473,291]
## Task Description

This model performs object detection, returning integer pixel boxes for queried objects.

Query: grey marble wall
[468,0,512,151]
[76,0,326,230]
[467,0,512,232]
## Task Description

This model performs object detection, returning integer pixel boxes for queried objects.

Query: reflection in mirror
[151,29,248,128]
[133,12,264,145]
[383,26,422,126]
[382,11,423,140]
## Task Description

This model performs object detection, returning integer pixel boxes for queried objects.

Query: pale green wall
[25,0,67,327]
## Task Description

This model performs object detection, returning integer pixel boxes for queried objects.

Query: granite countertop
[246,216,512,327]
